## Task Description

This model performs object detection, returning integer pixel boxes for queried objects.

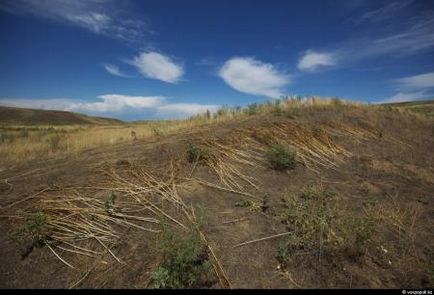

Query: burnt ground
[0,106,433,289]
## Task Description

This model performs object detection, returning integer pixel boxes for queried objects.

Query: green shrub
[186,141,210,163]
[153,127,162,137]
[281,187,335,250]
[10,212,47,243]
[277,185,375,267]
[151,226,210,289]
[235,199,262,212]
[343,216,374,249]
[266,143,297,170]
[277,241,291,265]
[235,195,269,212]
[104,191,117,215]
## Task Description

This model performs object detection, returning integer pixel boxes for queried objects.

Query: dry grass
[0,96,369,168]
[0,120,213,167]
[29,188,160,268]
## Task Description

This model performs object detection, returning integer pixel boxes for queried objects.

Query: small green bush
[151,226,210,289]
[266,143,297,170]
[186,141,210,163]
[104,191,117,214]
[235,199,262,212]
[152,127,162,137]
[277,185,376,267]
[343,216,374,249]
[10,212,47,243]
[277,241,291,265]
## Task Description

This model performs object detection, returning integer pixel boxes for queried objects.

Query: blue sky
[0,0,433,120]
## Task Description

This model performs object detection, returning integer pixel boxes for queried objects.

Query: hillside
[0,106,123,125]
[0,98,433,289]
[383,99,434,117]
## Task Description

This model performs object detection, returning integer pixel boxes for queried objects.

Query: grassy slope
[0,99,433,289]
[383,99,434,117]
[0,106,123,125]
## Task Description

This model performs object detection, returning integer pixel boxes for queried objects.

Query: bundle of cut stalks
[37,188,160,267]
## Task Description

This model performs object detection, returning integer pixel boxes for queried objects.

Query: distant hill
[382,99,434,117]
[0,106,123,125]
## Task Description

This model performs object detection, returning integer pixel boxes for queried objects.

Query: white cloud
[0,0,151,45]
[218,57,290,98]
[378,90,432,104]
[68,94,164,113]
[0,95,217,119]
[381,71,434,104]
[394,72,434,90]
[297,50,336,72]
[130,52,184,83]
[156,103,219,119]
[103,64,130,78]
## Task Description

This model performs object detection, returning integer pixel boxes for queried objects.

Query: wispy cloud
[218,57,290,98]
[378,90,432,103]
[0,94,217,119]
[0,0,151,46]
[355,0,414,25]
[298,12,434,71]
[297,50,336,72]
[379,71,434,103]
[103,64,131,78]
[195,57,219,67]
[129,52,184,84]
[394,72,434,90]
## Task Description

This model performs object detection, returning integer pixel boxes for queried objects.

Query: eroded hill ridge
[0,97,433,288]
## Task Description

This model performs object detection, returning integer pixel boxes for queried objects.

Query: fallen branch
[233,232,291,248]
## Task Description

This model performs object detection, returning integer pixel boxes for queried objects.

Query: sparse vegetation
[104,191,117,214]
[151,225,211,289]
[235,194,269,212]
[9,212,48,244]
[186,141,211,163]
[277,185,376,268]
[266,143,297,170]
[235,199,262,212]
